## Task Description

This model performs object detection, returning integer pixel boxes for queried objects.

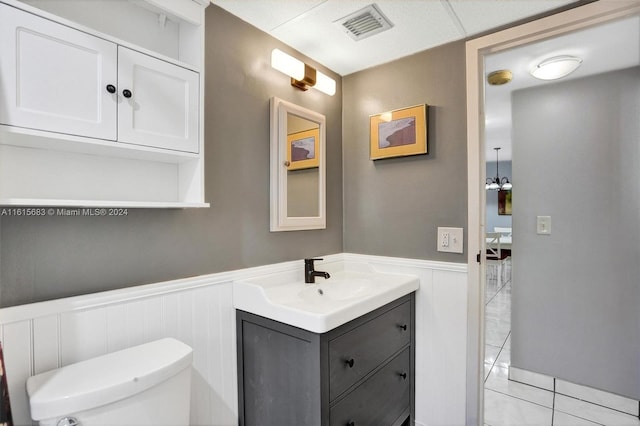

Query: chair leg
[501,257,511,285]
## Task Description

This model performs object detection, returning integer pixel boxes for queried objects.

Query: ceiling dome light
[530,55,583,80]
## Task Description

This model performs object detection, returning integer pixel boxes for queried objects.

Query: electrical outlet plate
[437,227,464,253]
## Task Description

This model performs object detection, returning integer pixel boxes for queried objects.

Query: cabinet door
[117,47,199,153]
[0,3,117,140]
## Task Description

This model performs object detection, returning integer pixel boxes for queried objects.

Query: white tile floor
[483,275,640,426]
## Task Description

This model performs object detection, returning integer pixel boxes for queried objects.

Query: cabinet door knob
[345,358,355,368]
[122,89,132,98]
[106,84,116,94]
[398,372,407,380]
[398,324,407,331]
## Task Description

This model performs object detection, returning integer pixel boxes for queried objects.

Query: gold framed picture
[287,128,320,170]
[498,190,512,215]
[370,104,428,160]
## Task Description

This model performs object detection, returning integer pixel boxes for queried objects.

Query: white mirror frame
[270,97,326,231]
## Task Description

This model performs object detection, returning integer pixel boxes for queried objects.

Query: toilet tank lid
[26,338,193,421]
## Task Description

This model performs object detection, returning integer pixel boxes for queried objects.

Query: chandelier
[486,147,512,191]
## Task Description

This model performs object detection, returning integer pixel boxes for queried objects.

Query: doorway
[465,2,640,424]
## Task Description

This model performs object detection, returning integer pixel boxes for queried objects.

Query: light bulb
[271,49,305,81]
[315,70,336,96]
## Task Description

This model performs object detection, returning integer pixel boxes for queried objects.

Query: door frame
[464,1,640,423]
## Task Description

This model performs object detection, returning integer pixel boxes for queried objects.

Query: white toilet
[26,338,193,426]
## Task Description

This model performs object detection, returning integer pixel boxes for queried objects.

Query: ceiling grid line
[269,0,329,32]
[440,0,467,37]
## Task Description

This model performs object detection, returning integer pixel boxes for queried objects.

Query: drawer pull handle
[345,358,355,368]
[346,422,355,426]
[398,372,407,380]
[398,324,407,331]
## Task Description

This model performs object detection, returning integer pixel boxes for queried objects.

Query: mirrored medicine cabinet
[270,97,326,231]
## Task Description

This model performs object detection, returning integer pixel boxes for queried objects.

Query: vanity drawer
[330,347,411,426]
[329,301,411,400]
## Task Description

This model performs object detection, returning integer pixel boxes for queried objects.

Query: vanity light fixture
[271,49,336,96]
[486,147,512,191]
[530,55,583,80]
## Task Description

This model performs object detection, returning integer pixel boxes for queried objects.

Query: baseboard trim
[509,366,640,417]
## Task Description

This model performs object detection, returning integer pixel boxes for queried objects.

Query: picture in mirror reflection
[287,113,320,217]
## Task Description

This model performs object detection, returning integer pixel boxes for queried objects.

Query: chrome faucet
[304,258,330,284]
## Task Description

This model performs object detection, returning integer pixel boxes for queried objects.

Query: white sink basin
[233,263,419,333]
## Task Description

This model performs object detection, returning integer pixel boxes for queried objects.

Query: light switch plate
[537,216,551,235]
[437,227,464,253]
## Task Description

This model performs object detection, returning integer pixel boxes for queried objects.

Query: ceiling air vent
[336,4,394,41]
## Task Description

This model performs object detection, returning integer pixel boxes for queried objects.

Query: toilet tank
[26,338,193,426]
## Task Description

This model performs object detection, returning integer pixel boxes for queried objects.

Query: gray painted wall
[511,67,640,399]
[342,42,468,262]
[0,5,343,307]
[486,161,513,232]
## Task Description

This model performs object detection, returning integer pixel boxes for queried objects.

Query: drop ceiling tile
[447,0,576,36]
[271,0,464,75]
[213,0,326,32]
[214,0,586,76]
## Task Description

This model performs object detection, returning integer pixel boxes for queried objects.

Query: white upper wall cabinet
[0,4,118,140]
[118,47,199,153]
[0,0,208,207]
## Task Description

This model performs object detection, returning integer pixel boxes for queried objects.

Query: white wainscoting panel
[0,253,468,426]
[429,268,468,426]
[0,276,238,426]
[2,320,32,425]
[32,316,59,375]
[341,253,469,426]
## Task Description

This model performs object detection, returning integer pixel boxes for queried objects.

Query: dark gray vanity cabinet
[236,294,415,426]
